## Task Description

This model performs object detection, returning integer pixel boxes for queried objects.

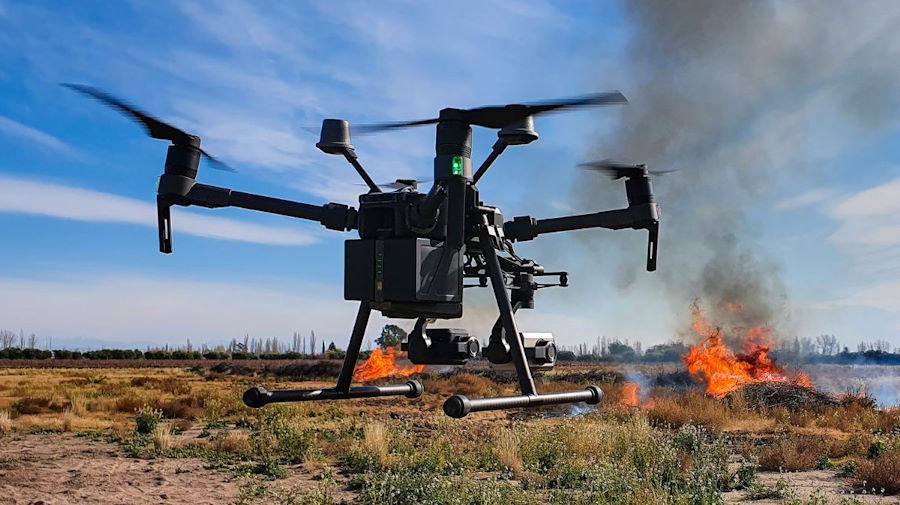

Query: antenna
[316,119,381,193]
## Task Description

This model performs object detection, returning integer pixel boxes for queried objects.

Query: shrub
[213,432,251,456]
[757,436,826,472]
[855,450,900,495]
[135,406,164,435]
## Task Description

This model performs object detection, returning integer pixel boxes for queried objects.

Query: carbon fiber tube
[243,380,424,408]
[442,386,602,418]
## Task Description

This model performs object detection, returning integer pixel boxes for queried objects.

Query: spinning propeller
[580,160,677,180]
[309,92,627,135]
[61,84,235,173]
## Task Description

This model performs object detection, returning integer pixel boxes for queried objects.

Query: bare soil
[0,433,245,504]
[0,433,358,505]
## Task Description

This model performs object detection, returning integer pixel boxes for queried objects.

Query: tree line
[2,327,898,365]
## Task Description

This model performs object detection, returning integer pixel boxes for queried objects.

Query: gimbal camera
[64,84,662,417]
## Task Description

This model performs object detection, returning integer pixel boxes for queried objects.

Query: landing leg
[479,228,536,396]
[243,301,424,408]
[336,301,372,393]
[441,226,602,418]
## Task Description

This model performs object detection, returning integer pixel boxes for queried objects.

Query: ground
[0,362,898,504]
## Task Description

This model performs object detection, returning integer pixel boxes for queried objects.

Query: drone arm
[503,203,659,271]
[505,203,657,238]
[184,183,357,231]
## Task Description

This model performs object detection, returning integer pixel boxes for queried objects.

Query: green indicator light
[451,156,463,176]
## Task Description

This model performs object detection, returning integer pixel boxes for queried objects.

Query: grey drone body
[64,84,660,418]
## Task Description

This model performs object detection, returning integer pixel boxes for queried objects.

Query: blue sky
[0,1,898,351]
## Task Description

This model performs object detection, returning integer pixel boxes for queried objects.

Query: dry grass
[213,431,251,456]
[645,390,734,432]
[66,393,87,416]
[496,428,522,473]
[855,451,900,495]
[152,423,177,452]
[61,408,76,432]
[362,421,389,467]
[0,409,11,433]
[757,436,827,471]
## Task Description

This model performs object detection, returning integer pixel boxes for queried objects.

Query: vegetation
[1,363,899,503]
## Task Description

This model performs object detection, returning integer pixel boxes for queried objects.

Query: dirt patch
[0,433,242,504]
[724,470,897,504]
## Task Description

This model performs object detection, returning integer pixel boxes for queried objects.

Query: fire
[620,382,655,409]
[684,304,812,397]
[353,347,425,383]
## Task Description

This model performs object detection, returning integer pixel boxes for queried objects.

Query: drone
[64,84,662,418]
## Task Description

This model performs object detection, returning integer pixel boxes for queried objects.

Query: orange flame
[353,347,425,383]
[684,304,812,397]
[620,382,655,409]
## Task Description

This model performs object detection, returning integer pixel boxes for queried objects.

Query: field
[1,362,899,505]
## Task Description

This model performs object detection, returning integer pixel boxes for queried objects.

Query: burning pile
[353,347,424,383]
[683,303,812,398]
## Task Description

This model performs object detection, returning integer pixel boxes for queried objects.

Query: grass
[496,428,522,473]
[757,436,828,472]
[152,422,176,452]
[0,409,11,433]
[1,364,899,502]
[854,435,900,495]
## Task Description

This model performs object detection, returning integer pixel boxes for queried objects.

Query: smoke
[579,0,900,341]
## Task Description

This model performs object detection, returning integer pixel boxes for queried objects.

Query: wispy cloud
[826,280,900,314]
[0,175,319,246]
[775,187,839,211]
[828,176,900,249]
[0,114,77,156]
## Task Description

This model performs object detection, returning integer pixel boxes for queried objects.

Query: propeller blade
[313,91,626,135]
[462,91,628,129]
[354,178,432,190]
[198,148,236,172]
[62,83,235,173]
[342,117,441,135]
[580,159,677,180]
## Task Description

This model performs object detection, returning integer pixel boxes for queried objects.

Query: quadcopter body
[65,84,661,417]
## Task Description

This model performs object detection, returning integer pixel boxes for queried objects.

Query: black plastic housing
[344,238,462,313]
[403,328,479,365]
[356,190,446,240]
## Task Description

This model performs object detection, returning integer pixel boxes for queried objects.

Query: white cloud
[0,115,77,156]
[828,176,900,250]
[831,280,900,313]
[775,187,839,210]
[831,177,900,219]
[0,175,319,246]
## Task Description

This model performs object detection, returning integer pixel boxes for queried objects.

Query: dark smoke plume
[579,0,900,342]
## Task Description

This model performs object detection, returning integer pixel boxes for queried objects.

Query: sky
[0,0,898,351]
